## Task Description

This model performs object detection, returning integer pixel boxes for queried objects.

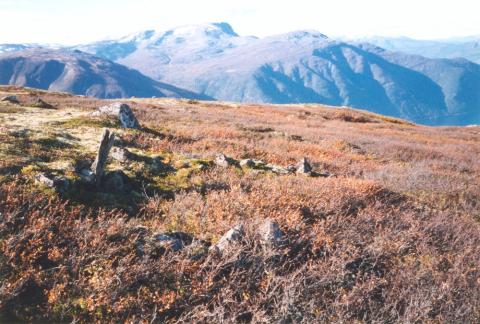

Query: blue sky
[1,0,479,44]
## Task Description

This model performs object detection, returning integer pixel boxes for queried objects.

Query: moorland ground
[0,86,479,322]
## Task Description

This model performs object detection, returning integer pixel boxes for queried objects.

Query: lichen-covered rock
[97,103,140,129]
[151,233,184,252]
[111,147,131,163]
[240,159,256,168]
[33,98,54,109]
[1,95,19,104]
[214,153,231,168]
[210,224,245,253]
[35,172,70,193]
[296,157,313,175]
[258,219,283,246]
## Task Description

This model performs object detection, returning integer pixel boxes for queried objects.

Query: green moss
[54,116,120,129]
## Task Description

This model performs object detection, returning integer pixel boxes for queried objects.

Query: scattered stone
[79,168,95,184]
[35,172,70,193]
[240,159,256,168]
[103,170,127,192]
[111,147,131,163]
[33,98,54,109]
[91,128,115,186]
[210,224,245,253]
[97,103,140,129]
[35,172,54,188]
[214,153,232,168]
[296,157,313,175]
[152,233,184,252]
[1,95,19,104]
[258,219,283,246]
[268,164,290,175]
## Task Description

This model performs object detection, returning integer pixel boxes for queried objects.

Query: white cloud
[0,0,479,44]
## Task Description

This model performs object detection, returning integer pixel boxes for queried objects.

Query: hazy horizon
[1,0,479,45]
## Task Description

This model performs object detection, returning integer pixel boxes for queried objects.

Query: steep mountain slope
[79,24,480,125]
[0,48,207,99]
[353,36,480,64]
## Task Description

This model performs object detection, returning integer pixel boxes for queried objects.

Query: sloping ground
[0,86,479,322]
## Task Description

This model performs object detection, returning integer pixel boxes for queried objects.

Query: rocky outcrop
[210,225,245,254]
[97,103,140,129]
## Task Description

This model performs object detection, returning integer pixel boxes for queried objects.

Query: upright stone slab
[91,128,115,186]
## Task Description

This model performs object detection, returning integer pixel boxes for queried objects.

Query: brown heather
[0,86,479,322]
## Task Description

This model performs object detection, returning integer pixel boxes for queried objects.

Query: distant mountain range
[0,48,207,99]
[0,23,479,125]
[350,36,480,64]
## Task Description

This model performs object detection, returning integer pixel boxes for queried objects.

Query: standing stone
[91,128,115,186]
[296,157,313,175]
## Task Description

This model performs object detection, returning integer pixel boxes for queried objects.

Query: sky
[0,0,479,45]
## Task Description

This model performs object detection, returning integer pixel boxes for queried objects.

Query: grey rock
[35,172,70,193]
[33,98,54,109]
[210,224,245,253]
[1,95,19,104]
[258,219,283,246]
[267,164,291,175]
[111,147,131,163]
[152,233,183,252]
[296,158,313,175]
[214,153,231,168]
[240,159,256,168]
[98,103,140,129]
[91,128,115,185]
[103,170,126,192]
[79,168,95,184]
[35,172,54,188]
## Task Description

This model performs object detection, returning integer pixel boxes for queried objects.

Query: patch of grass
[55,116,120,129]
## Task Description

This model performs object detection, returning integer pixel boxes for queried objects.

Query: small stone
[111,147,131,163]
[152,233,183,252]
[214,153,231,168]
[79,168,95,184]
[240,159,256,168]
[1,95,19,104]
[210,224,245,253]
[268,164,290,174]
[258,219,283,246]
[103,170,127,192]
[296,157,313,175]
[35,172,54,188]
[35,173,70,193]
[33,98,54,109]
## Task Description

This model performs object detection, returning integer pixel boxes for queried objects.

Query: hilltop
[0,86,479,322]
[0,48,207,99]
